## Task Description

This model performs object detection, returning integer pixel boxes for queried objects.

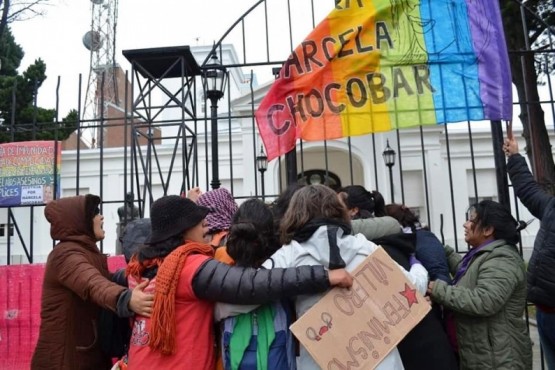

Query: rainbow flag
[255,0,512,160]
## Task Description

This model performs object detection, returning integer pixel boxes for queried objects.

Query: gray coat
[351,216,401,238]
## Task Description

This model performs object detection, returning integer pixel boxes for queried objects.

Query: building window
[297,170,342,190]
[0,224,14,237]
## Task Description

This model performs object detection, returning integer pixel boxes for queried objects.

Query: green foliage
[501,0,555,191]
[0,27,76,143]
[502,0,555,78]
[0,26,24,76]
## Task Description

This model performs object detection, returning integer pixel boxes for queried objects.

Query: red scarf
[126,255,164,282]
[127,241,214,355]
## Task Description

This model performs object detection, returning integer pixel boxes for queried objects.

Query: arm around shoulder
[351,216,401,239]
[52,247,126,311]
[192,259,330,304]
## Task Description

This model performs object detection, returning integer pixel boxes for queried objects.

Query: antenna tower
[82,0,119,148]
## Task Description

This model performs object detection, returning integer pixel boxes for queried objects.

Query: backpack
[121,218,151,262]
[221,301,296,370]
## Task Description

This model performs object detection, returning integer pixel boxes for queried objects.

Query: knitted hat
[148,195,210,244]
[197,188,239,233]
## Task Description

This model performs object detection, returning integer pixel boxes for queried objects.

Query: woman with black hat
[125,195,353,369]
[31,194,154,370]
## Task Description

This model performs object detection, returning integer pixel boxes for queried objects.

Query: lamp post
[202,52,228,189]
[382,139,396,203]
[256,146,268,201]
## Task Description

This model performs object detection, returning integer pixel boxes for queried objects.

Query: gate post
[285,148,298,186]
[491,120,511,209]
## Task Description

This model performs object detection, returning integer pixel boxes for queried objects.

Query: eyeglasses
[94,207,101,216]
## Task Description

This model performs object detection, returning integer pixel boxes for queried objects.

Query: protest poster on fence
[0,141,61,207]
[290,247,430,370]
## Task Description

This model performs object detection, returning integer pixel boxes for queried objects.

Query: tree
[501,0,555,194]
[0,0,50,40]
[0,27,77,143]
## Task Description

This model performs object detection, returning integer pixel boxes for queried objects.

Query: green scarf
[229,305,276,370]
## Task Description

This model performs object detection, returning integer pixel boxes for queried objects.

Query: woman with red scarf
[125,195,352,369]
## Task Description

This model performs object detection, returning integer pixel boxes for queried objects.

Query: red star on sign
[400,283,418,307]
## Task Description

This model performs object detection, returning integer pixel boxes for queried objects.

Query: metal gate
[0,1,553,366]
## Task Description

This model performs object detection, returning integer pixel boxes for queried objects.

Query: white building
[0,45,548,264]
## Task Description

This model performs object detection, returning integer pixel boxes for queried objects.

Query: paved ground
[530,321,546,370]
[518,249,544,369]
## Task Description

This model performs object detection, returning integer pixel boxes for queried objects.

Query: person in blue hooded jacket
[385,203,451,284]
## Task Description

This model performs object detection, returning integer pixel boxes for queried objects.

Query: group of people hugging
[33,135,552,370]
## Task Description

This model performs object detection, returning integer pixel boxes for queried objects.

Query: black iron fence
[0,1,554,366]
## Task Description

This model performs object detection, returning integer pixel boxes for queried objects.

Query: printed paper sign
[0,141,61,207]
[290,247,430,370]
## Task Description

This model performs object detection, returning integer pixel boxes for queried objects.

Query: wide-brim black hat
[148,195,210,244]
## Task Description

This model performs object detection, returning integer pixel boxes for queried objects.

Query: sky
[8,1,553,130]
[9,0,286,115]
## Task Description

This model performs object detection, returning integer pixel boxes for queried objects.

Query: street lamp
[382,139,396,203]
[256,146,268,201]
[202,52,228,189]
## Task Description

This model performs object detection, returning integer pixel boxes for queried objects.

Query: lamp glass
[203,53,227,100]
[382,141,396,167]
[256,147,268,172]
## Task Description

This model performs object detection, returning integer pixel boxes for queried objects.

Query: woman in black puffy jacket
[124,195,352,369]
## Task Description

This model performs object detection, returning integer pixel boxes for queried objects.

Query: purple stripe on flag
[467,0,512,120]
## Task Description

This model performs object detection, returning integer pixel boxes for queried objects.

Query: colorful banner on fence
[0,141,61,207]
[255,0,512,160]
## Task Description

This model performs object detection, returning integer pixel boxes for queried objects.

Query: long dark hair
[271,184,305,225]
[136,234,184,263]
[340,185,386,218]
[227,199,279,268]
[385,203,420,232]
[467,200,527,245]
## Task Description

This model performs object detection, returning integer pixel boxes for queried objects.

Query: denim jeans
[537,308,555,370]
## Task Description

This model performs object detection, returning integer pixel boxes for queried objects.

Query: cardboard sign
[290,247,430,370]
